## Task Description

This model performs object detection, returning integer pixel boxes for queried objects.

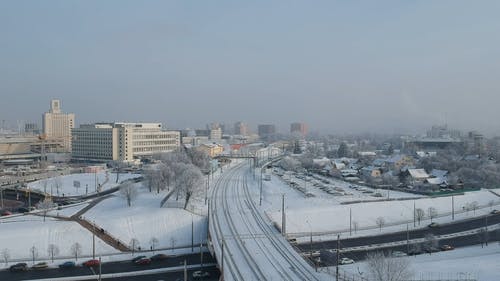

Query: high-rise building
[258,124,276,141]
[234,121,248,136]
[42,99,75,152]
[290,122,307,137]
[72,122,180,162]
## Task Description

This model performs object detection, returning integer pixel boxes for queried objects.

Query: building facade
[42,99,75,152]
[72,122,180,162]
[234,121,248,136]
[257,124,276,141]
[290,122,307,137]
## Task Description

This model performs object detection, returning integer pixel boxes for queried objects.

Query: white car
[192,271,210,278]
[339,257,355,265]
[391,251,407,257]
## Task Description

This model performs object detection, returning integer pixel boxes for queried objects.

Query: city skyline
[2,1,500,135]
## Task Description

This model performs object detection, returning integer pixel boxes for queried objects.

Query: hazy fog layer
[1,1,499,134]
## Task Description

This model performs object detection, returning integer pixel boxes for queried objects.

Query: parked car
[491,209,500,215]
[192,271,210,278]
[391,251,407,257]
[32,262,48,269]
[1,210,12,216]
[10,263,28,272]
[131,255,147,263]
[150,254,169,261]
[440,244,454,251]
[83,259,100,267]
[59,261,76,269]
[134,258,151,265]
[339,257,355,265]
[427,222,440,228]
[424,247,440,253]
[407,248,423,256]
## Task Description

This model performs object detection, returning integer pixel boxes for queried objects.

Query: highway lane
[297,212,500,252]
[104,266,220,281]
[0,252,215,281]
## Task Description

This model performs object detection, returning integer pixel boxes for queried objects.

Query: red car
[83,259,100,267]
[134,258,151,265]
[1,210,12,216]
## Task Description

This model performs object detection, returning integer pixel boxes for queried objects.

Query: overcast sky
[1,1,500,135]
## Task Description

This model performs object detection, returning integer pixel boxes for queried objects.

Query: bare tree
[188,149,211,171]
[70,242,82,261]
[375,217,385,232]
[170,237,176,252]
[279,156,302,172]
[478,228,489,247]
[366,251,413,281]
[175,164,203,208]
[489,200,495,210]
[30,246,38,265]
[415,208,425,225]
[47,244,59,262]
[149,237,159,253]
[129,238,140,255]
[37,197,56,221]
[352,221,359,234]
[427,207,438,223]
[120,182,138,207]
[1,248,10,265]
[471,201,479,215]
[423,234,438,253]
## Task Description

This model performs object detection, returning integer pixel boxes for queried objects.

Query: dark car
[424,247,440,253]
[10,263,28,272]
[59,261,76,269]
[150,254,169,261]
[491,209,500,215]
[83,259,100,267]
[131,255,147,263]
[17,207,30,213]
[407,249,423,256]
[134,257,151,265]
[427,222,440,228]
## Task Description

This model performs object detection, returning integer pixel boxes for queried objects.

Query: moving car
[131,255,147,263]
[491,209,500,214]
[440,244,454,251]
[83,259,100,267]
[391,251,407,257]
[10,263,28,272]
[59,261,76,269]
[339,257,355,265]
[32,262,48,269]
[150,254,169,261]
[427,222,440,228]
[134,257,151,265]
[193,271,210,278]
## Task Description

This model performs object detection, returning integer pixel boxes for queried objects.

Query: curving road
[209,162,327,281]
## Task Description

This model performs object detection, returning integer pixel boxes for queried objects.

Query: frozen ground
[27,171,140,197]
[84,183,208,251]
[338,244,500,281]
[260,172,500,239]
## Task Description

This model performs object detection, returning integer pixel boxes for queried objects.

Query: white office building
[42,99,75,152]
[72,122,180,162]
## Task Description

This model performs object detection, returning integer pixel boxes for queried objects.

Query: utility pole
[98,256,102,281]
[452,195,455,220]
[259,168,263,206]
[406,224,410,254]
[191,216,194,252]
[200,241,204,267]
[349,208,352,236]
[92,221,96,259]
[282,194,286,236]
[0,187,3,209]
[336,234,340,281]
[221,239,225,280]
[413,201,416,227]
[184,259,187,281]
[485,215,489,246]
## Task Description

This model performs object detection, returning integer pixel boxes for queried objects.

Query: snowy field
[260,172,500,238]
[27,171,140,197]
[338,244,500,281]
[84,183,208,251]
[0,215,117,264]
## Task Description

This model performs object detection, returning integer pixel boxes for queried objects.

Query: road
[0,252,216,281]
[209,162,327,281]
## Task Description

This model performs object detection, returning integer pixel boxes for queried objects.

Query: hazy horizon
[2,1,500,135]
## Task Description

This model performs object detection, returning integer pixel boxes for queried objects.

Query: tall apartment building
[234,121,248,136]
[72,122,180,162]
[258,124,276,141]
[42,99,75,152]
[290,122,307,137]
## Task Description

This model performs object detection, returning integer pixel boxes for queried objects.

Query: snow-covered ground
[84,183,208,251]
[260,172,500,239]
[27,171,140,197]
[338,244,500,280]
[0,215,117,263]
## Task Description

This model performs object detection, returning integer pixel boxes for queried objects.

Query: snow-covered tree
[149,237,159,253]
[1,248,10,265]
[415,208,425,225]
[375,217,385,231]
[70,242,82,261]
[175,164,203,208]
[47,244,59,262]
[120,182,138,207]
[427,207,438,222]
[366,251,413,281]
[37,197,56,222]
[129,238,140,255]
[29,246,38,265]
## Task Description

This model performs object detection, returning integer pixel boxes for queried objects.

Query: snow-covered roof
[431,169,448,178]
[386,154,406,164]
[408,168,429,179]
[426,178,447,185]
[372,159,386,166]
